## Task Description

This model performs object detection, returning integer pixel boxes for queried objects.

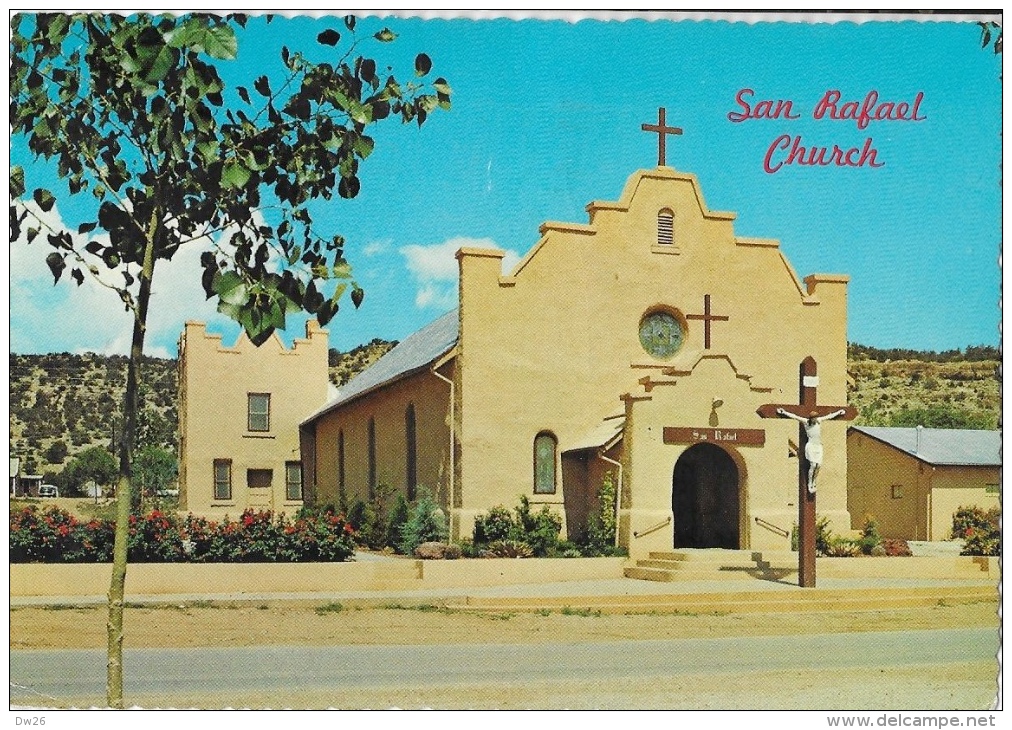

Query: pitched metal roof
[301,309,459,425]
[564,415,626,453]
[849,426,1001,467]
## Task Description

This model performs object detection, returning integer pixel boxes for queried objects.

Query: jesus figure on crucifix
[776,408,847,493]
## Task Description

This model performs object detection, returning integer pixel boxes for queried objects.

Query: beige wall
[309,366,453,513]
[846,430,999,540]
[178,320,329,519]
[455,168,850,554]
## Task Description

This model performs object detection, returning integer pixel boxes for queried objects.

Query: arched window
[368,417,377,498]
[337,429,345,498]
[533,432,557,495]
[405,404,417,501]
[657,208,674,246]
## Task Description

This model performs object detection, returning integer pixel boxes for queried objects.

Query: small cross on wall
[641,107,683,167]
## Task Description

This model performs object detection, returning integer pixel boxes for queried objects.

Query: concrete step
[624,566,774,582]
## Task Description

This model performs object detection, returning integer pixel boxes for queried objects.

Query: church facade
[298,164,852,557]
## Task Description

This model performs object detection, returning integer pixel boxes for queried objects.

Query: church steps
[625,549,800,581]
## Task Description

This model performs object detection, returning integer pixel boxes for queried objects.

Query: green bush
[473,505,515,544]
[386,494,410,552]
[472,496,563,557]
[398,490,448,556]
[859,515,883,555]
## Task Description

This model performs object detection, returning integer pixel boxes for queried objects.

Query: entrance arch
[672,443,740,549]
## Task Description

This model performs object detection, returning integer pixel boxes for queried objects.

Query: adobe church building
[297,143,853,557]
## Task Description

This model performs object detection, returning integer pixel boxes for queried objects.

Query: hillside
[9,342,999,479]
[9,340,397,477]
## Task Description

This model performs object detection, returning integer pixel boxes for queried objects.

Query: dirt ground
[10,597,999,650]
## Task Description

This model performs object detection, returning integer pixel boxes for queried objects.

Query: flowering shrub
[10,505,355,563]
[951,505,1000,557]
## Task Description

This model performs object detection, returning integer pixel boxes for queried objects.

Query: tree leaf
[344,15,356,30]
[71,268,84,286]
[374,28,397,42]
[45,252,65,283]
[202,24,238,59]
[415,53,432,76]
[254,75,271,97]
[78,221,97,234]
[237,86,250,104]
[33,188,56,212]
[338,175,360,199]
[213,270,249,306]
[221,161,251,189]
[10,166,25,198]
[351,286,364,309]
[317,29,341,46]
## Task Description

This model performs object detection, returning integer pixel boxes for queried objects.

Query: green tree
[10,12,449,707]
[44,439,69,464]
[888,405,994,430]
[132,445,178,505]
[64,445,119,493]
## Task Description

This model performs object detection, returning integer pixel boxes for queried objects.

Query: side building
[847,425,1001,540]
[178,319,330,519]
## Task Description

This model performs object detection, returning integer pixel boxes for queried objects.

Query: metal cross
[757,357,857,587]
[641,107,682,167]
[686,294,729,350]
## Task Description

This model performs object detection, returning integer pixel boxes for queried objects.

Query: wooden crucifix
[641,107,682,167]
[757,356,856,587]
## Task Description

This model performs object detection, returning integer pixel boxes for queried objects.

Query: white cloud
[362,239,390,257]
[10,201,222,356]
[399,236,521,310]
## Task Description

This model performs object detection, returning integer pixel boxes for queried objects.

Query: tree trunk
[106,237,157,709]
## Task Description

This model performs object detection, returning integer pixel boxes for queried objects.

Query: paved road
[10,627,996,707]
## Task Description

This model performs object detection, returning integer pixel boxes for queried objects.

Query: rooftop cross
[641,107,682,167]
[686,294,729,350]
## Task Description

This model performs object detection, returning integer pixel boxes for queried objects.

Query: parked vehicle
[38,484,59,498]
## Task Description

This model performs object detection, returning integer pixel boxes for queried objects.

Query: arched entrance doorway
[672,443,740,549]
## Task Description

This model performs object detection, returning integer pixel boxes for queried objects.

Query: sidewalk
[11,571,997,612]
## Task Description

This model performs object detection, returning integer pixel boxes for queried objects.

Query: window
[657,208,674,245]
[405,404,417,501]
[368,417,377,498]
[533,432,557,494]
[248,393,270,432]
[247,469,272,489]
[285,462,303,501]
[213,459,232,501]
[338,429,346,494]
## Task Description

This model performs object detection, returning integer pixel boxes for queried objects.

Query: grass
[379,602,458,615]
[560,606,602,618]
[42,603,86,611]
[314,602,345,615]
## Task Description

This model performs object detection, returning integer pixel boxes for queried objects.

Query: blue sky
[9,11,1002,357]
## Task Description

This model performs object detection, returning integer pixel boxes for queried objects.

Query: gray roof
[302,309,459,425]
[849,426,1001,467]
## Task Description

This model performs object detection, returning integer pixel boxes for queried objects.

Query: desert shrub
[455,538,482,558]
[399,490,448,556]
[442,543,462,560]
[859,515,883,555]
